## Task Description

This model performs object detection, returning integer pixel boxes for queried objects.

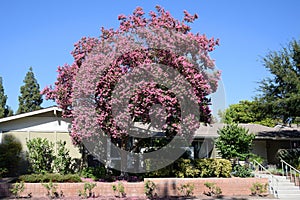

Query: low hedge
[194,158,232,178]
[145,158,232,178]
[19,173,82,183]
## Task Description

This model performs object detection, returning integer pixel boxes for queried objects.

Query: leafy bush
[177,183,194,197]
[19,173,82,183]
[232,164,253,178]
[0,135,22,176]
[112,182,126,198]
[144,159,173,177]
[80,166,106,180]
[78,182,97,198]
[145,164,173,178]
[10,181,25,198]
[26,138,55,173]
[250,182,268,196]
[42,180,59,199]
[276,148,300,168]
[26,138,74,174]
[173,158,199,178]
[204,182,222,197]
[194,159,232,177]
[53,141,72,174]
[215,123,255,160]
[144,180,157,199]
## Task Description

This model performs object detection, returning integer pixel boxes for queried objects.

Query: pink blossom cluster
[42,6,220,145]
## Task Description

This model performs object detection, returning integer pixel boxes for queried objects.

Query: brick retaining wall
[0,178,268,198]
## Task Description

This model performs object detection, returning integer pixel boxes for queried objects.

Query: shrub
[26,138,55,173]
[177,183,194,197]
[42,180,59,199]
[0,135,22,176]
[80,166,106,180]
[232,164,253,178]
[250,182,268,196]
[19,173,82,183]
[26,138,74,175]
[78,182,97,198]
[53,141,72,174]
[194,158,231,177]
[204,182,222,197]
[112,182,126,198]
[173,158,199,178]
[144,159,173,177]
[10,181,25,198]
[276,148,300,168]
[215,123,255,160]
[144,180,157,199]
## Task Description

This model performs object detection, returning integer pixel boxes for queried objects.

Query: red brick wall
[0,178,268,198]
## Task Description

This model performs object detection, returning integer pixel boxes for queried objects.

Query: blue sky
[0,0,300,115]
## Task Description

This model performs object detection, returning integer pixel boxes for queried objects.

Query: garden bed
[1,177,269,199]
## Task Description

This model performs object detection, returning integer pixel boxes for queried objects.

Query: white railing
[281,159,300,187]
[251,160,279,198]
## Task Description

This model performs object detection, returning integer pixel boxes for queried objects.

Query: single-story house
[1,106,299,168]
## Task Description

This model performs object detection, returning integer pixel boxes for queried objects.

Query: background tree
[215,123,255,160]
[17,67,43,114]
[220,100,277,127]
[256,39,300,123]
[0,76,13,118]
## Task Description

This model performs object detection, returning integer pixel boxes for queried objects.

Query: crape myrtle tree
[17,67,43,114]
[256,39,300,123]
[0,76,13,118]
[42,6,220,170]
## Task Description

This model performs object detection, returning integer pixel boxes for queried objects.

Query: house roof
[0,106,62,123]
[1,107,299,140]
[194,123,300,139]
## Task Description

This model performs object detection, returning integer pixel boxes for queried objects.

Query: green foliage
[26,138,55,173]
[232,164,253,178]
[254,118,277,127]
[144,180,157,199]
[80,166,106,180]
[78,182,97,198]
[0,76,13,118]
[250,182,268,196]
[17,67,43,114]
[222,100,258,124]
[194,158,232,178]
[19,173,82,183]
[53,141,72,174]
[112,182,126,198]
[0,168,8,178]
[145,159,173,177]
[177,183,194,197]
[42,180,59,199]
[215,123,255,160]
[10,181,25,198]
[276,148,300,168]
[173,158,199,178]
[0,135,22,176]
[204,182,222,197]
[256,39,300,121]
[26,138,73,174]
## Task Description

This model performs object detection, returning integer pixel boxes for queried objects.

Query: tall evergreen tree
[17,67,43,114]
[257,39,300,122]
[0,76,13,118]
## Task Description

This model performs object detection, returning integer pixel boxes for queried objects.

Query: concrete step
[277,193,300,199]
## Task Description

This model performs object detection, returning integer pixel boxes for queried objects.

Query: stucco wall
[3,131,81,159]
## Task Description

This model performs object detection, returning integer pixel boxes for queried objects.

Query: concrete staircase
[255,173,300,199]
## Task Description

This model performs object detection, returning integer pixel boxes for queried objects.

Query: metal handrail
[280,159,300,187]
[251,159,279,198]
